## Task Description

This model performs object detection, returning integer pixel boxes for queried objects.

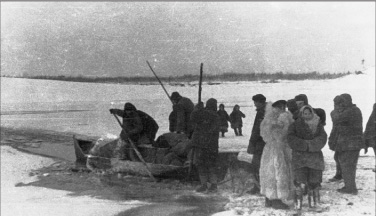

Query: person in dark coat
[287,99,299,118]
[170,92,194,138]
[328,95,344,182]
[109,103,159,160]
[230,104,246,136]
[294,94,326,126]
[328,93,364,194]
[247,94,267,194]
[364,103,376,156]
[190,98,220,193]
[287,105,327,209]
[168,109,177,133]
[217,104,231,137]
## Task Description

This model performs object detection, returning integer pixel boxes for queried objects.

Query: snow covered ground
[1,67,375,215]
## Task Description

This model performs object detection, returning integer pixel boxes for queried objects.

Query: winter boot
[265,197,272,207]
[271,199,289,210]
[294,183,304,210]
[313,187,320,206]
[208,184,218,193]
[308,188,313,208]
[196,184,207,193]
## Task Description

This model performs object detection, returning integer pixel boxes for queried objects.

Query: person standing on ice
[259,100,294,210]
[217,104,231,137]
[189,98,220,193]
[109,102,159,160]
[364,103,376,157]
[247,94,267,194]
[230,104,246,136]
[328,93,364,194]
[328,95,344,182]
[294,94,326,126]
[170,92,194,138]
[287,105,327,209]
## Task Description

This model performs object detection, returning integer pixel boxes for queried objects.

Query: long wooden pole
[198,63,203,104]
[112,114,157,182]
[146,60,172,103]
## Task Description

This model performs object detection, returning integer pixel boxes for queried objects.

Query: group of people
[108,90,375,209]
[246,93,374,210]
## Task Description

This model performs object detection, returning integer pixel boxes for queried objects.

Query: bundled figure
[170,92,194,138]
[247,94,267,194]
[217,104,231,137]
[230,104,246,136]
[287,105,327,210]
[190,98,220,193]
[260,100,294,210]
[328,93,364,195]
[109,103,159,161]
[328,95,344,182]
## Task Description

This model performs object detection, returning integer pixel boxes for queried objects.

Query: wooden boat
[73,135,238,180]
[73,136,190,179]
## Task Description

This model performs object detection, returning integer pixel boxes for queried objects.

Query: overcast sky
[1,2,375,77]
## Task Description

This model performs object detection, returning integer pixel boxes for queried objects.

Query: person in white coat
[260,100,295,209]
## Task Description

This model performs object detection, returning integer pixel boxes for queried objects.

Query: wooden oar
[112,114,157,182]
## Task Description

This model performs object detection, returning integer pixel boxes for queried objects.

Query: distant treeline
[1,71,352,84]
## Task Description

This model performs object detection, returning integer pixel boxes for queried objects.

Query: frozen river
[1,67,375,154]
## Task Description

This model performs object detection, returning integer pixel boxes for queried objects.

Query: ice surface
[1,67,375,154]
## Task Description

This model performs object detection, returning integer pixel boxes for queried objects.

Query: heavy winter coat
[328,95,364,151]
[230,107,246,128]
[174,97,194,135]
[364,103,375,148]
[190,99,220,150]
[112,103,159,143]
[247,103,266,155]
[259,102,295,200]
[287,106,327,171]
[217,110,230,128]
[190,99,220,167]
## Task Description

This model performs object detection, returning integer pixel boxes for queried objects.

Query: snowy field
[1,67,375,216]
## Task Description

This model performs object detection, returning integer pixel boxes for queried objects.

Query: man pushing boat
[109,102,159,161]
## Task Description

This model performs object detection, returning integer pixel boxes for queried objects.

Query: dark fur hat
[294,94,308,105]
[252,94,266,102]
[272,100,287,108]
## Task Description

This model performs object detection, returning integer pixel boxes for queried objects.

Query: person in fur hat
[328,93,364,194]
[217,104,231,137]
[110,102,159,161]
[259,100,295,210]
[170,91,194,138]
[230,104,246,136]
[189,98,220,193]
[287,105,327,209]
